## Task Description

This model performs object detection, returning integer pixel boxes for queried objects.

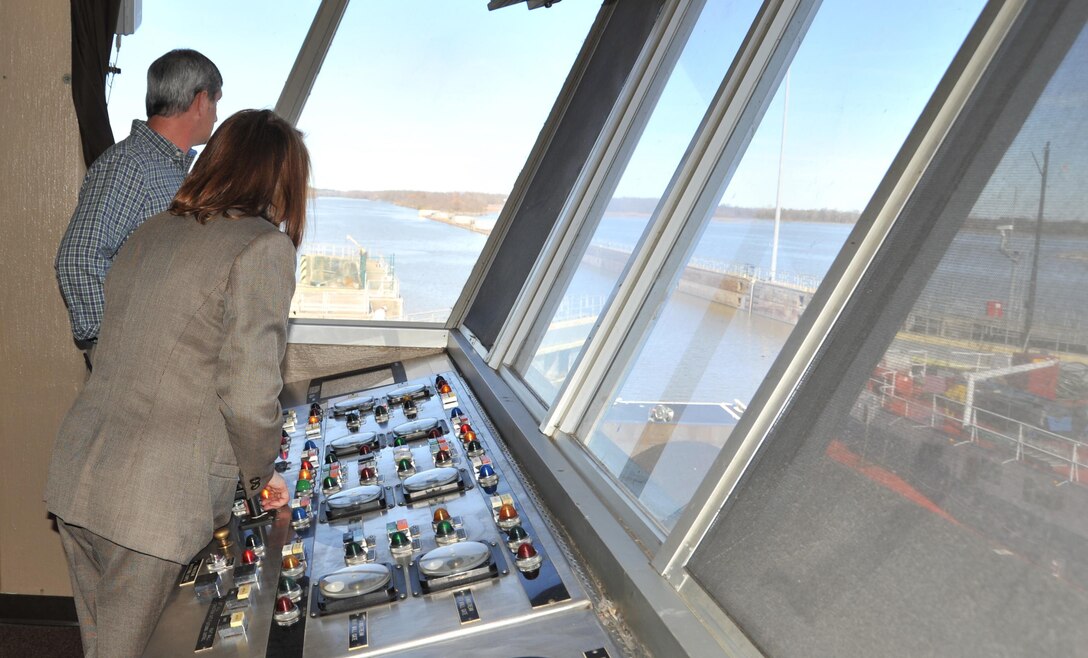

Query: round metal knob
[214,526,232,549]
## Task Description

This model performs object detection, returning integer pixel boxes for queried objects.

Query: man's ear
[190,90,210,116]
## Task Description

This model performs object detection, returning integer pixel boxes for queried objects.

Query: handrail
[866,374,1087,484]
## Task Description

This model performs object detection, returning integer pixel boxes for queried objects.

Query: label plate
[453,589,480,624]
[348,612,368,650]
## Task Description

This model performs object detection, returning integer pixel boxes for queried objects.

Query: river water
[305,197,855,315]
[307,196,1088,403]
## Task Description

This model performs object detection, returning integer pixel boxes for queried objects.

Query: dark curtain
[70,0,123,168]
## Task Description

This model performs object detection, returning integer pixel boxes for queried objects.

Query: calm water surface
[307,197,1087,402]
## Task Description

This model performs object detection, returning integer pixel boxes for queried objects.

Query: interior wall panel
[283,343,443,385]
[0,0,87,594]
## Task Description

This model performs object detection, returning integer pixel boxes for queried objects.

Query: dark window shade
[70,0,122,168]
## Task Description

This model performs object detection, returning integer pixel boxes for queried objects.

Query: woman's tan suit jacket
[46,212,296,564]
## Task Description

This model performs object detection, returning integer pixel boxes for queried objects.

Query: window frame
[653,0,1033,581]
[275,0,1081,650]
[473,0,1033,601]
[490,0,712,373]
[679,0,1084,638]
[473,0,825,552]
[542,0,817,438]
[481,0,822,438]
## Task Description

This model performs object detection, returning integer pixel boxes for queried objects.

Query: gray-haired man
[56,49,222,364]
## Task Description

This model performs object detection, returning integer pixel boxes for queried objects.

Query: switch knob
[389,531,409,549]
[213,527,232,550]
[273,596,300,626]
[435,520,455,539]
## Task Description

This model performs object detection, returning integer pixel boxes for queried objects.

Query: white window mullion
[546,0,817,437]
[486,0,704,372]
[275,0,350,126]
[449,2,617,335]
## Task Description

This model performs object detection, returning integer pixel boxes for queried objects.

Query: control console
[142,370,619,657]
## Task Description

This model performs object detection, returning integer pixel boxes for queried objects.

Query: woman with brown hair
[45,109,309,658]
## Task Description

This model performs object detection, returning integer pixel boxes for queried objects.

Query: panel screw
[61,73,72,84]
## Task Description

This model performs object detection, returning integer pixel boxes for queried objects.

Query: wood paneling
[0,1,86,594]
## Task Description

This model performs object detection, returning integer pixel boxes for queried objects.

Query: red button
[275,595,296,613]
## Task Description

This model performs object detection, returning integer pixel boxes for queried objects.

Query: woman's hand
[260,472,290,509]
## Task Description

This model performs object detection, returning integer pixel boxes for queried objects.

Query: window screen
[688,9,1088,656]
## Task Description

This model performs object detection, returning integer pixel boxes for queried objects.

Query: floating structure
[290,244,403,320]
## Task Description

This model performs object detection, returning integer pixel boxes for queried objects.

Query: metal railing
[905,307,1088,354]
[938,394,1086,484]
[866,373,1088,484]
[552,294,609,323]
[687,258,821,291]
[589,241,821,291]
[403,308,451,323]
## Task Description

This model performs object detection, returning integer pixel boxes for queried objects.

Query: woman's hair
[170,109,309,247]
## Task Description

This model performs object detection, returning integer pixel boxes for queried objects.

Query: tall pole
[771,69,789,282]
[1007,257,1015,345]
[1022,141,1049,351]
[997,224,1019,346]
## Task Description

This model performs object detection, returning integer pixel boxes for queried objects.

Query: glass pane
[689,21,1088,657]
[582,0,986,530]
[293,2,597,322]
[517,0,765,403]
[106,0,319,146]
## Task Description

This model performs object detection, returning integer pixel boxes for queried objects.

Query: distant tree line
[309,190,1087,230]
[313,188,507,214]
[605,197,861,223]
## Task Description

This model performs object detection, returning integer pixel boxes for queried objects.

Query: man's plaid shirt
[56,120,196,342]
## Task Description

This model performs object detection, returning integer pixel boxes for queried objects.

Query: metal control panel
[143,371,619,657]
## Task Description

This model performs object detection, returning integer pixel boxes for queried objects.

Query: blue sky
[106,1,317,145]
[715,0,986,213]
[104,0,1081,217]
[106,0,597,194]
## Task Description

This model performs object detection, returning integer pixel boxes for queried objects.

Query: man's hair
[145,49,223,118]
[169,110,310,247]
